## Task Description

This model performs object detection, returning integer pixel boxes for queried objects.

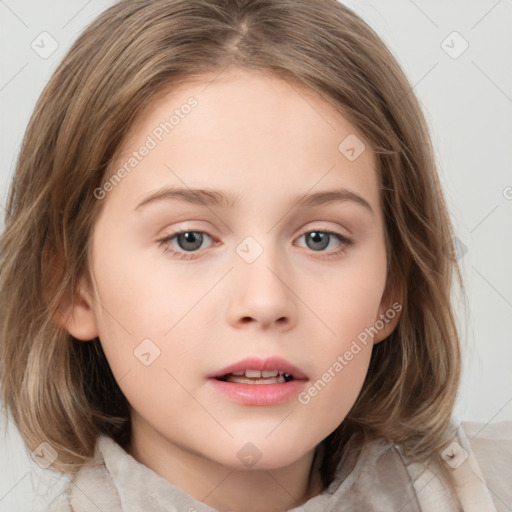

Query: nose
[225,244,298,331]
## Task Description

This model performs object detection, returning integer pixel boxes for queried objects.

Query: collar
[68,423,496,511]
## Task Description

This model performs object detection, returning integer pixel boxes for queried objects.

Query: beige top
[47,421,512,511]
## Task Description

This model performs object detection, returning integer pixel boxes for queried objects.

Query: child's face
[70,68,396,471]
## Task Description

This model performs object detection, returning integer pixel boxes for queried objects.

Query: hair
[0,0,465,497]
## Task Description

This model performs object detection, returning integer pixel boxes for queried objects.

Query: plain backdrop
[1,0,511,510]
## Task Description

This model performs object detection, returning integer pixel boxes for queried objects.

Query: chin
[209,441,314,472]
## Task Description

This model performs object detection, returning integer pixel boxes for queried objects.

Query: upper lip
[209,357,308,380]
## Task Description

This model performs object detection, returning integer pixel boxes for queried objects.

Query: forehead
[105,67,380,216]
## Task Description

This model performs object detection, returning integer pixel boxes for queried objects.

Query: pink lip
[208,379,307,406]
[207,356,308,406]
[208,356,308,380]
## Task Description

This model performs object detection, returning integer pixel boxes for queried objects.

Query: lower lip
[208,378,308,406]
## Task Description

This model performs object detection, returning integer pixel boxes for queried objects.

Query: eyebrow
[134,186,374,215]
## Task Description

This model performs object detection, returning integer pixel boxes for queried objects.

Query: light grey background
[1,0,511,510]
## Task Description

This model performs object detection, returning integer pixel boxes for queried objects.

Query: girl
[1,0,510,511]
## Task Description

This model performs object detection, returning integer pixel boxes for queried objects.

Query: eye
[158,230,214,260]
[295,229,354,259]
[157,228,354,260]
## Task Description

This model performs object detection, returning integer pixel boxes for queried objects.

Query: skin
[60,67,401,512]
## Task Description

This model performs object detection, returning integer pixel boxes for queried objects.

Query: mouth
[208,357,308,406]
[215,369,296,385]
[209,356,308,384]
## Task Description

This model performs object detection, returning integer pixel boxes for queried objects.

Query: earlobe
[372,287,404,345]
[54,274,99,341]
[372,302,401,345]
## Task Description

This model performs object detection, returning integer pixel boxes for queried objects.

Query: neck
[127,417,324,512]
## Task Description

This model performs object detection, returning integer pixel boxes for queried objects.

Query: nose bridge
[226,232,297,328]
[234,233,286,288]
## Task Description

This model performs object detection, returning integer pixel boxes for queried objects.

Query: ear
[372,281,404,345]
[54,273,99,341]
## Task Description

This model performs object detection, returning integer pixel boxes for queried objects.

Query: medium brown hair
[0,0,465,494]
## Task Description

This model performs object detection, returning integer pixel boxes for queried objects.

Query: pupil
[179,231,203,250]
[307,231,329,251]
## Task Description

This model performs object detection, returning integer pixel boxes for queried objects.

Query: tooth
[245,370,262,378]
[231,371,245,376]
[225,374,287,384]
[261,370,279,378]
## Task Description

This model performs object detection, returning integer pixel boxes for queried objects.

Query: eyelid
[157,223,352,246]
[157,223,354,261]
[294,227,354,260]
[156,228,217,260]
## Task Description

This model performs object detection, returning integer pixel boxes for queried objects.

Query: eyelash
[157,228,354,261]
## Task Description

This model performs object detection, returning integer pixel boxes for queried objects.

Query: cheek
[293,249,386,428]
[304,250,387,341]
[87,233,212,403]
[89,244,177,341]
[296,338,372,439]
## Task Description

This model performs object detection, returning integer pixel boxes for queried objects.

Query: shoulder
[46,491,72,512]
[459,420,512,511]
[461,420,512,458]
[46,502,72,512]
[44,434,119,512]
[390,420,512,511]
